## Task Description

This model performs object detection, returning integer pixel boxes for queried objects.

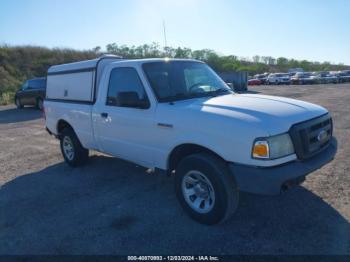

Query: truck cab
[45,56,337,225]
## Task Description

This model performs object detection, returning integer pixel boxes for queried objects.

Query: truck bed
[45,100,97,150]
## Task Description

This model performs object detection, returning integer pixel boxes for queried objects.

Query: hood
[183,93,328,135]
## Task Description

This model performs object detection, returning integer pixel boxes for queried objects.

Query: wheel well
[168,144,224,172]
[57,120,73,135]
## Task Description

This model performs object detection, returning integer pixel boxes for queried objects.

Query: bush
[0,45,97,105]
[0,91,15,105]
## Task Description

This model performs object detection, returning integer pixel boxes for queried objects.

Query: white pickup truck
[45,55,337,224]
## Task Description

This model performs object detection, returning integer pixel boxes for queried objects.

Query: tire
[60,127,89,167]
[15,97,23,109]
[175,153,239,225]
[36,98,44,110]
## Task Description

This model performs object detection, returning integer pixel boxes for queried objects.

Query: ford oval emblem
[317,130,328,142]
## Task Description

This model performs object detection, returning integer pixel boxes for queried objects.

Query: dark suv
[15,77,46,109]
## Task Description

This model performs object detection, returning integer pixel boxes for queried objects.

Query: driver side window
[106,67,150,108]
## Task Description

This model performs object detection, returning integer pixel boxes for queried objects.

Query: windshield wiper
[215,87,231,93]
[160,88,232,103]
[206,87,232,97]
[160,93,192,103]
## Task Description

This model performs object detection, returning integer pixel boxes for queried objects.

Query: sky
[1,0,350,64]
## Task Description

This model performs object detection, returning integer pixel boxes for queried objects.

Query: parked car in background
[290,72,315,85]
[254,73,268,84]
[312,72,338,84]
[331,71,350,83]
[342,70,350,82]
[248,78,262,86]
[342,70,350,76]
[266,73,290,85]
[15,77,46,109]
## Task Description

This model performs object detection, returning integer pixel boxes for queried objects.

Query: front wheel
[15,97,23,109]
[60,127,89,167]
[175,153,239,225]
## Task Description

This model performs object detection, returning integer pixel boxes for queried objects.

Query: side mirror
[116,91,150,109]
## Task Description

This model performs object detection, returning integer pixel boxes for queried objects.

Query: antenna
[163,20,168,49]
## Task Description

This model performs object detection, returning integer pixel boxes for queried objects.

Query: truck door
[93,66,156,167]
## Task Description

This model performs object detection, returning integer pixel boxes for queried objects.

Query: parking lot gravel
[0,83,349,255]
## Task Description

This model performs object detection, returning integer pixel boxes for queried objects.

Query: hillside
[1,43,349,104]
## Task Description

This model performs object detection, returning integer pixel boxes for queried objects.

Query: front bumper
[229,137,337,195]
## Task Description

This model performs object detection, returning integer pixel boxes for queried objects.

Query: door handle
[100,112,108,118]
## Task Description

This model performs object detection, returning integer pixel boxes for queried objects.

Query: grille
[289,114,332,160]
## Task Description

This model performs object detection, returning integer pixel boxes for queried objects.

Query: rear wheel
[175,153,239,225]
[15,97,23,109]
[60,127,89,167]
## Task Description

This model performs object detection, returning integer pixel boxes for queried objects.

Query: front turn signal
[252,140,269,159]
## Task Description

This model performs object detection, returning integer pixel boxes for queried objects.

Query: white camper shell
[46,55,122,103]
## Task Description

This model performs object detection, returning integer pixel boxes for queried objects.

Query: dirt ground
[0,83,349,255]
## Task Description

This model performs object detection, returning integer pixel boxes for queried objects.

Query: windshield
[29,78,46,89]
[142,61,232,102]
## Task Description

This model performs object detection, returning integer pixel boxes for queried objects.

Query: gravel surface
[0,84,349,255]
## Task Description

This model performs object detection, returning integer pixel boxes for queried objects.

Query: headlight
[252,133,294,160]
